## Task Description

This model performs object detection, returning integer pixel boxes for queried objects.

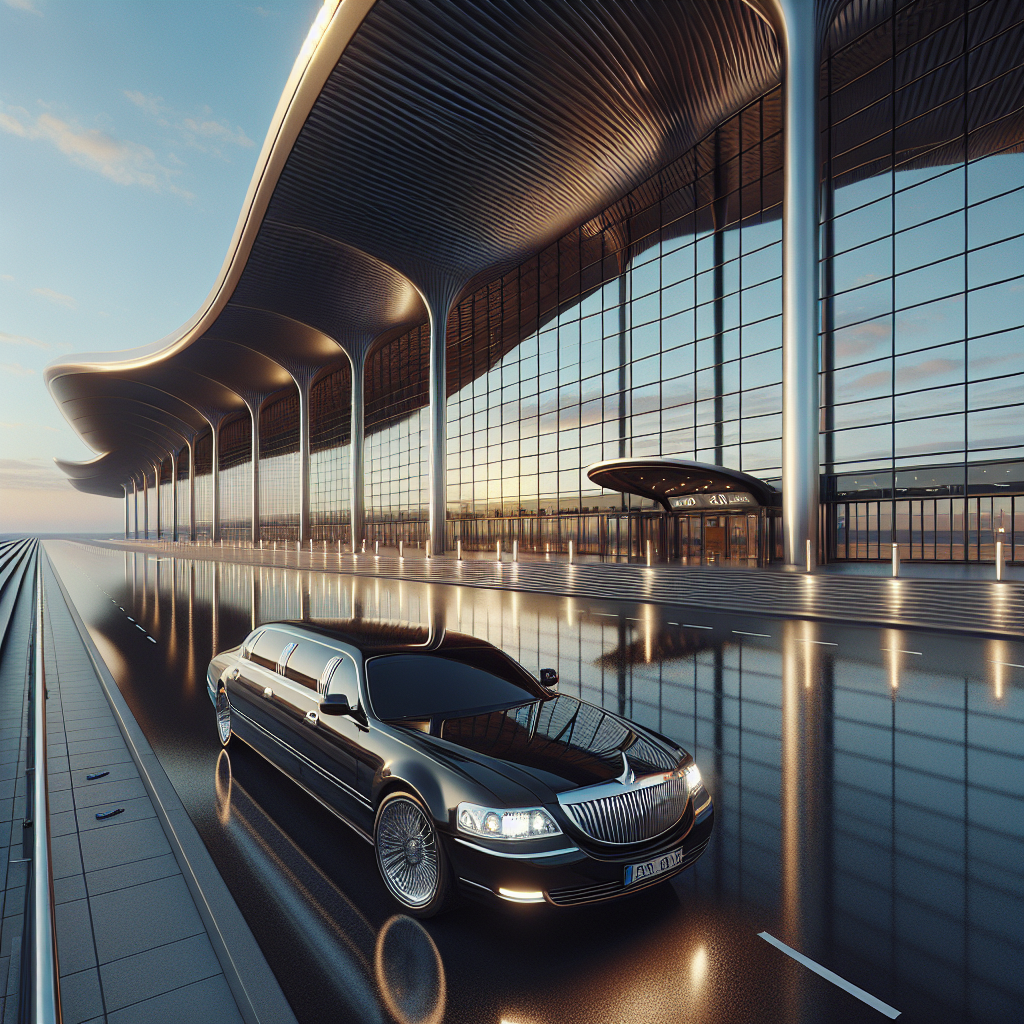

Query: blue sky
[0,0,320,532]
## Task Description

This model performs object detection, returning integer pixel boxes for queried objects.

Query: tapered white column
[133,478,139,538]
[249,401,261,546]
[349,353,365,549]
[124,485,129,539]
[142,470,149,540]
[768,0,821,568]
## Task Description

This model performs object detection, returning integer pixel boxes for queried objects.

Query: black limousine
[207,620,714,917]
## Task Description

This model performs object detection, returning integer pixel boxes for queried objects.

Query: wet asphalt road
[46,541,1024,1024]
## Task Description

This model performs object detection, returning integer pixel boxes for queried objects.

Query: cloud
[31,286,76,309]
[124,91,253,156]
[0,106,194,199]
[0,330,53,349]
[0,274,15,282]
[0,420,58,432]
[2,0,42,14]
[0,361,35,376]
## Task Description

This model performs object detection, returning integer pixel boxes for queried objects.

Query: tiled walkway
[40,554,296,1024]
[96,538,1024,638]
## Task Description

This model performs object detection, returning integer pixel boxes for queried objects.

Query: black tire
[215,686,232,747]
[374,792,452,918]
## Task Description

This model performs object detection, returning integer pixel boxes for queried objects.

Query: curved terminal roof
[45,0,1020,497]
[587,458,778,511]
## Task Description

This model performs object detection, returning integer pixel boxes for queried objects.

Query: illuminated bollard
[568,539,574,564]
[805,538,812,573]
[996,529,1005,581]
[646,539,652,567]
[496,540,501,563]
[426,539,431,559]
[375,540,379,555]
[399,540,404,559]
[892,542,900,578]
[513,540,518,562]
[456,539,461,560]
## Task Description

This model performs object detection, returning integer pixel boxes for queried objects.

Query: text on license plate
[624,848,685,886]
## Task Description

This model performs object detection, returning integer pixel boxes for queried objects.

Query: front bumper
[448,791,714,907]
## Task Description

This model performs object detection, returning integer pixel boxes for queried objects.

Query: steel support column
[211,418,222,543]
[154,460,162,541]
[771,0,821,568]
[187,437,196,541]
[427,297,456,555]
[133,478,139,539]
[249,401,261,547]
[124,485,129,540]
[142,470,149,540]
[350,353,365,550]
[170,449,179,541]
[297,377,311,545]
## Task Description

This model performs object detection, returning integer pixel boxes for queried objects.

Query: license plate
[624,848,685,886]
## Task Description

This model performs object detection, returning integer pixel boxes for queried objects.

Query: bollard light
[806,538,812,573]
[996,528,1005,581]
[568,539,574,564]
[375,540,379,555]
[457,539,461,560]
[426,539,431,559]
[646,539,652,567]
[399,540,404,558]
[513,539,518,562]
[892,542,900,578]
[496,540,501,563]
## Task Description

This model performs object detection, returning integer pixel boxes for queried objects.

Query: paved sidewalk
[41,553,295,1024]
[92,538,1023,638]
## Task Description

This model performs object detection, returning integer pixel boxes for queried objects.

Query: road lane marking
[990,660,1024,669]
[147,636,157,644]
[797,639,838,646]
[733,630,770,638]
[683,623,713,630]
[134,624,146,632]
[882,648,922,656]
[758,932,900,1018]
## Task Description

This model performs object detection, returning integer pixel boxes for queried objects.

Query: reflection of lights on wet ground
[374,915,446,1024]
[690,944,707,987]
[644,604,654,663]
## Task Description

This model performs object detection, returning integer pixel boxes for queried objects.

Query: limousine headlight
[684,763,702,793]
[457,802,562,840]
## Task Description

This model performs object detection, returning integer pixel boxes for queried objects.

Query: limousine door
[229,628,300,767]
[280,640,364,826]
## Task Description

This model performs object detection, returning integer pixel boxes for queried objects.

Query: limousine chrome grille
[558,772,689,845]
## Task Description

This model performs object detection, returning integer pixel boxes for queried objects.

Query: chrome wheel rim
[216,689,231,744]
[376,798,439,907]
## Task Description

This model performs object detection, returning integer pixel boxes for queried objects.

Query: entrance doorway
[677,512,762,566]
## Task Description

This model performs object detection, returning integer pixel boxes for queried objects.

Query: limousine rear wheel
[374,792,451,918]
[215,686,232,747]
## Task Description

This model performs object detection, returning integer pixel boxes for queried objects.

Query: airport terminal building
[47,0,1024,568]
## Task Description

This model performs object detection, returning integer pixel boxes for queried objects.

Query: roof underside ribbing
[45,0,1023,497]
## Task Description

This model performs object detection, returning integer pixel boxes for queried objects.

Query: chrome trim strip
[458,877,493,894]
[452,837,579,860]
[232,706,372,808]
[556,766,684,806]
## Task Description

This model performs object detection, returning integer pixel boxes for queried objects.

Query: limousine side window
[248,629,290,672]
[325,655,359,708]
[285,641,338,691]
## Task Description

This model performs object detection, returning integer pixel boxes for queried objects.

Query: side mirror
[540,668,559,689]
[319,694,352,716]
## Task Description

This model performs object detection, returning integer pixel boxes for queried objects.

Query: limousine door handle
[304,710,319,727]
[262,687,274,700]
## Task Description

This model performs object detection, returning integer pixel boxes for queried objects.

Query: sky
[0,0,321,534]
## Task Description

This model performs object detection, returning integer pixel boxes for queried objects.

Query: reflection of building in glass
[48,0,1023,567]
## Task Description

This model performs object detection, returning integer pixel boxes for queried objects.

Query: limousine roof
[270,620,492,656]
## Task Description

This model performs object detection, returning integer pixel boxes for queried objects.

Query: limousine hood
[435,696,682,792]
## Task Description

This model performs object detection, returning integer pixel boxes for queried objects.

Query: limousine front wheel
[375,792,451,917]
[215,687,232,747]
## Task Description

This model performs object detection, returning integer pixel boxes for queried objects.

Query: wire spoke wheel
[216,688,231,746]
[376,796,440,908]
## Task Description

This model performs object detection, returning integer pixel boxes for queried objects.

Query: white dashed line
[797,639,838,646]
[882,648,922,656]
[733,630,770,638]
[990,660,1024,669]
[682,623,713,630]
[135,624,146,632]
[758,932,900,1018]
[147,636,157,644]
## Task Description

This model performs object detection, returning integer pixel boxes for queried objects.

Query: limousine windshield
[368,648,548,721]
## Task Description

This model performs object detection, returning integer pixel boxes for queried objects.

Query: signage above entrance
[669,491,757,510]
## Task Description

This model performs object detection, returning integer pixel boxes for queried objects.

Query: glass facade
[135,0,1022,566]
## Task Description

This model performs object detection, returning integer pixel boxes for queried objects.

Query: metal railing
[19,550,61,1024]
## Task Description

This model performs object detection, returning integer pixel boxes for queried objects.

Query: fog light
[497,887,545,904]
